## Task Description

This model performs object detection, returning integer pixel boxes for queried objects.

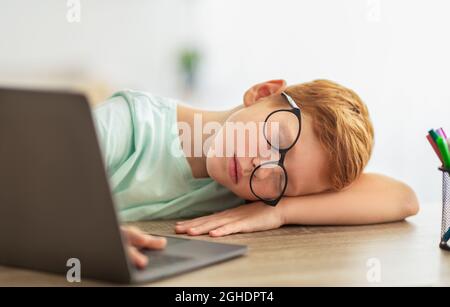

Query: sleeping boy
[93,79,419,267]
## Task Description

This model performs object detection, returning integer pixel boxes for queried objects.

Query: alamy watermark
[66,0,81,23]
[366,257,382,283]
[66,258,81,283]
[173,115,281,165]
[366,0,381,23]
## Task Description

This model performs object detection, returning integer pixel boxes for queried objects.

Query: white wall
[193,0,450,205]
[0,0,192,95]
[1,0,449,204]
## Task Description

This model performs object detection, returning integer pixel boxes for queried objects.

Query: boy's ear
[243,79,287,107]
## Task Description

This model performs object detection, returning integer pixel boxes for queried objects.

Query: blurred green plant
[180,49,200,76]
[179,48,200,91]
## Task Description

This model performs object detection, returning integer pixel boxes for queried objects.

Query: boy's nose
[251,157,261,168]
[250,157,274,179]
[254,167,273,180]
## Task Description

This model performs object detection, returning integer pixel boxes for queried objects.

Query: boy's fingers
[175,216,238,235]
[175,211,237,231]
[175,219,214,232]
[176,211,227,225]
[176,216,210,226]
[209,221,245,237]
[174,226,187,234]
[185,218,236,236]
[142,236,167,250]
[124,227,167,249]
[128,246,148,269]
[129,232,166,249]
[123,226,146,244]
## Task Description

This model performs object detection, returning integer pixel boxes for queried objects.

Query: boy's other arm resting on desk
[280,172,419,226]
[175,173,420,237]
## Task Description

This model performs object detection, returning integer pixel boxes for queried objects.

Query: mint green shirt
[92,90,244,221]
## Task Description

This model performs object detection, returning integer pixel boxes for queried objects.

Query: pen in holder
[439,167,450,251]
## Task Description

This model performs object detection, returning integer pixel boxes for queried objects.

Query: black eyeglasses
[249,92,302,206]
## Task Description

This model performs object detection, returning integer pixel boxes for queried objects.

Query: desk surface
[1,202,450,286]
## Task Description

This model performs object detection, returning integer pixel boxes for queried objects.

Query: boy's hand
[121,226,167,269]
[174,202,285,237]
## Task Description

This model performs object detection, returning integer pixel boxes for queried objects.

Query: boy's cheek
[228,185,257,201]
[208,162,253,199]
[206,155,230,185]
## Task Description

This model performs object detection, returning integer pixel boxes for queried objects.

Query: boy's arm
[280,172,419,226]
[175,173,420,237]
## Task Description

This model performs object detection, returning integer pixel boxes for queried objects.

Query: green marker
[429,129,440,143]
[436,136,450,169]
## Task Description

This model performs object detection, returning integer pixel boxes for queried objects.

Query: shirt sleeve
[92,95,135,176]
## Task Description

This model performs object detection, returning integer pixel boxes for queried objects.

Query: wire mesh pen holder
[439,167,450,251]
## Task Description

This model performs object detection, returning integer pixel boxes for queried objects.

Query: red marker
[427,134,443,164]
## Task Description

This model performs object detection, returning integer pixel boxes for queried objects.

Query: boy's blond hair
[285,80,374,191]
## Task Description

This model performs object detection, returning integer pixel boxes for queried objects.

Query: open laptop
[0,87,247,284]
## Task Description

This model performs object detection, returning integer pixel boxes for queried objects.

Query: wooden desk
[1,202,450,286]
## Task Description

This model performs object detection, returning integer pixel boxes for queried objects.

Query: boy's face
[206,80,332,201]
